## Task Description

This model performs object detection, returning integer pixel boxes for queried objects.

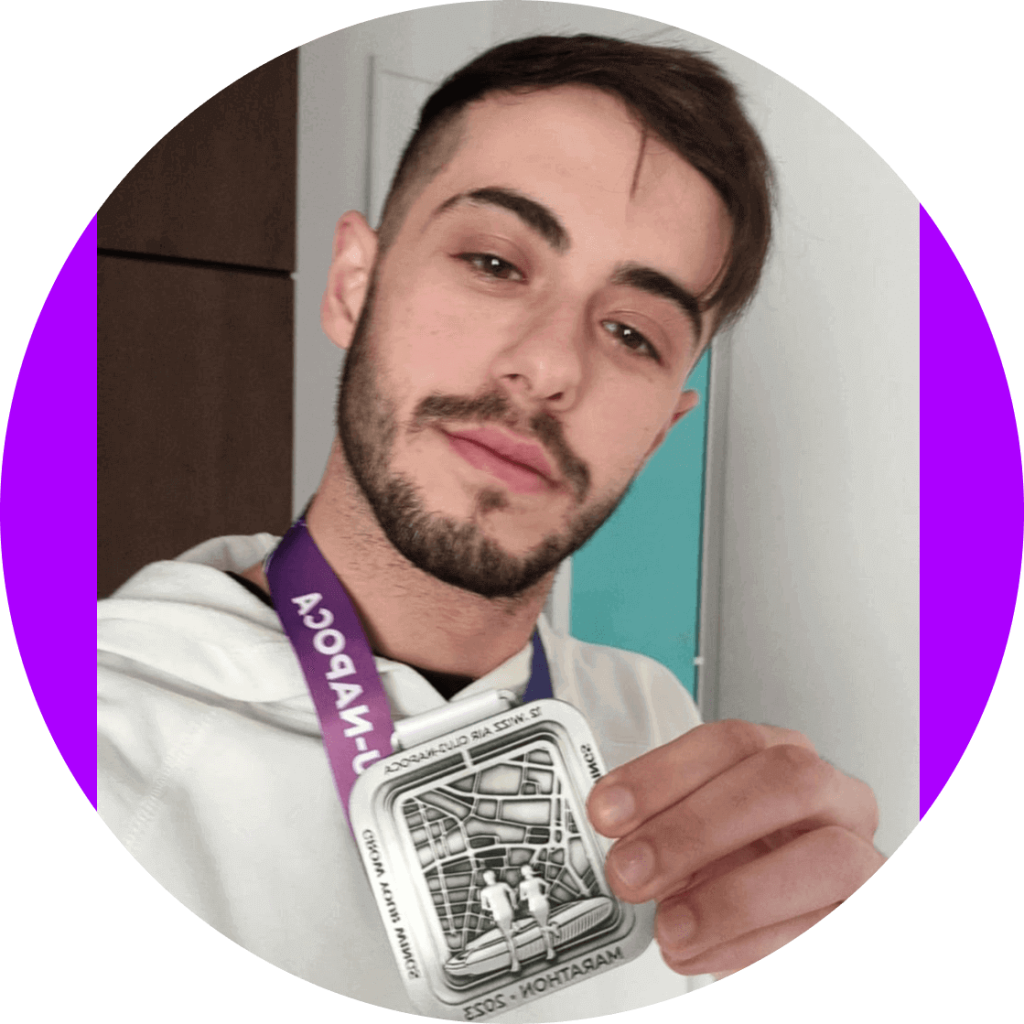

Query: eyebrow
[433,190,705,346]
[432,187,570,252]
[611,263,704,345]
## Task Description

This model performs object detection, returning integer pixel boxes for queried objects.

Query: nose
[488,302,587,411]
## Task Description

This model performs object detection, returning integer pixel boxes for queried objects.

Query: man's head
[378,34,773,331]
[321,35,772,601]
[483,870,497,885]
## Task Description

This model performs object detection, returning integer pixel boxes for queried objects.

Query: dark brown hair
[377,34,774,332]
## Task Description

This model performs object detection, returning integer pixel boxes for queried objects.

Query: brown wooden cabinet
[98,51,297,596]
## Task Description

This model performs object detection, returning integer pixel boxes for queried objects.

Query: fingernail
[609,840,655,889]
[590,785,635,832]
[657,902,696,951]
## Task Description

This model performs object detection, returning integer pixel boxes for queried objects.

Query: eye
[601,320,660,362]
[457,252,525,282]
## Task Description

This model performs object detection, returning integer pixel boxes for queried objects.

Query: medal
[350,697,653,1020]
[267,521,653,1019]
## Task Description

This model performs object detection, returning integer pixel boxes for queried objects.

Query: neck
[248,441,552,679]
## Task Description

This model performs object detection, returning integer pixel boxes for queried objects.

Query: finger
[604,745,879,901]
[588,720,816,837]
[660,905,837,976]
[653,825,884,966]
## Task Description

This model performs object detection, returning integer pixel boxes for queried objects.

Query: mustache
[411,391,591,500]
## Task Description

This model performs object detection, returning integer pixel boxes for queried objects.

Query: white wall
[697,52,919,858]
[294,3,918,858]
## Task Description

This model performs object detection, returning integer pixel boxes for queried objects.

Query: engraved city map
[399,739,617,982]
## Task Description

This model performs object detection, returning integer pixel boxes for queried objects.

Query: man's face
[336,86,731,599]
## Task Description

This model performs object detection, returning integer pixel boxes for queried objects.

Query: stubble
[336,283,631,599]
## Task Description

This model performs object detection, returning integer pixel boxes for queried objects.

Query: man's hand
[586,720,884,976]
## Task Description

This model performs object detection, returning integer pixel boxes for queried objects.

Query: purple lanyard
[265,519,552,822]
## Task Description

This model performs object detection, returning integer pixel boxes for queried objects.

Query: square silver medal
[349,698,654,1020]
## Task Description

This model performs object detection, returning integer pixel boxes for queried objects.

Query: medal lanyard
[265,519,552,826]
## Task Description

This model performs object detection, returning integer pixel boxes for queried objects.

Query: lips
[444,427,556,495]
[453,428,555,477]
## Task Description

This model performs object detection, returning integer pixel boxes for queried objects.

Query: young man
[98,35,883,1019]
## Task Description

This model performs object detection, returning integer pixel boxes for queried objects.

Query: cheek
[572,385,677,483]
[377,278,509,392]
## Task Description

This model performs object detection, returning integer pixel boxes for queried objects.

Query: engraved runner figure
[479,869,521,973]
[518,865,559,960]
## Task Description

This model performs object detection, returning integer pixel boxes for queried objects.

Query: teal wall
[569,349,710,697]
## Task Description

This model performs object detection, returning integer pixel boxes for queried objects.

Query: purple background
[919,207,1023,816]
[1,209,1021,821]
[2,218,97,805]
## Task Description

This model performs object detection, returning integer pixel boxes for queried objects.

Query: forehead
[398,85,731,294]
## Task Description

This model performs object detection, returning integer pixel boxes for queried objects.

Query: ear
[643,389,701,460]
[320,211,379,351]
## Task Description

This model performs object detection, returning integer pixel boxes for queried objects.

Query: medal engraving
[350,699,653,1019]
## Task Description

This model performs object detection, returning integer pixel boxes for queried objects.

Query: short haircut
[376,34,774,333]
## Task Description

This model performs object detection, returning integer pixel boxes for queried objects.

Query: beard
[336,284,633,599]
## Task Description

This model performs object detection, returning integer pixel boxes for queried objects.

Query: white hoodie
[97,533,708,1020]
